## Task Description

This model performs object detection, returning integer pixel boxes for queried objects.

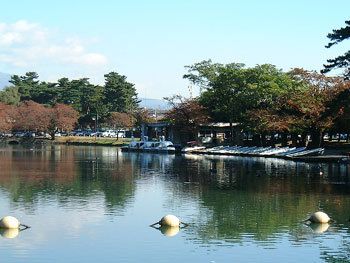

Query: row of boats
[121,140,325,159]
[183,145,325,158]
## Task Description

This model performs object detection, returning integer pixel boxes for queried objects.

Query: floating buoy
[0,216,20,229]
[159,226,180,237]
[150,214,189,229]
[309,211,331,224]
[309,223,330,234]
[160,215,180,227]
[0,228,19,239]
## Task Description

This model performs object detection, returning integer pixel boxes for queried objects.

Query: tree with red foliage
[11,101,50,132]
[106,112,134,139]
[249,69,349,147]
[164,95,210,143]
[47,103,79,139]
[0,103,16,132]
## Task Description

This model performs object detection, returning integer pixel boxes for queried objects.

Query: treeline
[166,61,350,147]
[0,101,78,138]
[0,71,156,138]
[0,71,140,126]
[1,65,350,147]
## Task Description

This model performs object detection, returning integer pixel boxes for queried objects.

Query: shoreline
[2,137,350,163]
[1,136,133,147]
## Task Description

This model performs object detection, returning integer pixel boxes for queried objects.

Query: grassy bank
[54,136,134,146]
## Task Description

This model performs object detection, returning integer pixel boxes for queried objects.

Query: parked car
[90,131,103,137]
[101,130,117,137]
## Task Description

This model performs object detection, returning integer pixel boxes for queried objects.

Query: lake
[0,144,350,262]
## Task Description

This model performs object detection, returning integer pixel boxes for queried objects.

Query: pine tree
[322,20,350,79]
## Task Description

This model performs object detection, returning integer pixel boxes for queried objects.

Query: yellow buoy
[309,211,330,223]
[160,215,180,227]
[159,226,180,237]
[0,228,19,239]
[0,216,20,229]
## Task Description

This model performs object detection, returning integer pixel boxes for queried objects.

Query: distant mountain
[139,98,170,110]
[0,72,11,90]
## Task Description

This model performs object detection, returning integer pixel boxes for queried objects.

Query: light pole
[92,113,98,140]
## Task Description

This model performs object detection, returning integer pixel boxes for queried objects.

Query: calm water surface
[0,144,350,262]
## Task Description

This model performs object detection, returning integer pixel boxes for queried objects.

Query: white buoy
[160,215,180,227]
[0,216,20,229]
[309,211,331,223]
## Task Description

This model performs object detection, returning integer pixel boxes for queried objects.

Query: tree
[103,72,139,113]
[106,112,134,139]
[0,103,15,132]
[29,81,58,105]
[324,82,350,136]
[196,63,300,143]
[11,101,49,132]
[0,86,20,105]
[55,78,108,128]
[248,69,349,147]
[322,20,350,79]
[183,59,226,93]
[164,95,210,143]
[47,104,79,140]
[9,72,40,101]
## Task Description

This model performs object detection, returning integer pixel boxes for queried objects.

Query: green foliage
[5,71,140,128]
[0,86,20,105]
[10,72,40,100]
[322,19,350,79]
[103,72,139,113]
[194,62,301,127]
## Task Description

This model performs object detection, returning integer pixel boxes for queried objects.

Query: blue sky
[0,0,349,98]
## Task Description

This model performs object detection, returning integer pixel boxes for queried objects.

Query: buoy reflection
[0,228,19,239]
[309,223,330,234]
[159,225,180,237]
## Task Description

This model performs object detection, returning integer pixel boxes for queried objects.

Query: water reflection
[0,145,136,214]
[0,228,19,239]
[157,226,180,237]
[0,145,350,262]
[308,223,330,234]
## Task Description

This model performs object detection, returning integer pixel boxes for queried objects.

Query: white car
[101,130,116,137]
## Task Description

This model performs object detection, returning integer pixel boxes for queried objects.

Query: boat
[286,148,324,158]
[181,141,206,153]
[121,137,176,153]
[276,147,306,156]
[180,145,325,159]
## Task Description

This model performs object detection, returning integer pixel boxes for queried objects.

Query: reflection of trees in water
[168,155,350,244]
[0,145,136,213]
[175,155,350,194]
[1,146,350,249]
[321,238,350,262]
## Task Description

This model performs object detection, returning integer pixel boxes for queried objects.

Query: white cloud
[0,20,108,69]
